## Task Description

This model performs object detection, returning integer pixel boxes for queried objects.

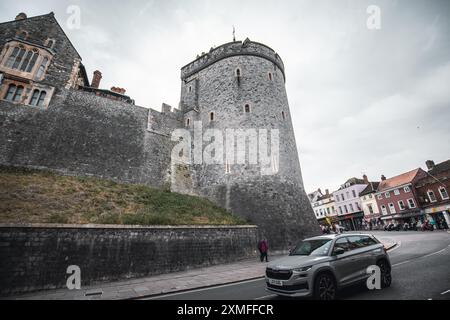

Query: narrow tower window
[210,112,215,122]
[186,118,191,126]
[244,104,251,113]
[235,68,241,77]
[188,86,192,93]
[268,73,273,81]
[281,111,286,120]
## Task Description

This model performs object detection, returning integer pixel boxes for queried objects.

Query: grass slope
[0,166,246,226]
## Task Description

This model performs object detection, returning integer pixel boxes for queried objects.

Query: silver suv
[266,233,391,300]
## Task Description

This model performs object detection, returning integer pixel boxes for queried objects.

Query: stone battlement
[181,39,286,82]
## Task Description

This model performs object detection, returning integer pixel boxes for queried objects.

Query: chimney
[325,189,330,196]
[318,188,322,195]
[91,70,102,89]
[15,13,27,21]
[425,160,435,171]
[111,87,126,95]
[363,174,369,184]
[381,175,386,181]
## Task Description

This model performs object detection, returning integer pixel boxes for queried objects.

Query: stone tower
[174,39,320,249]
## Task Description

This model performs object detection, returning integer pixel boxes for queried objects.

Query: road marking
[255,294,277,300]
[392,260,412,267]
[422,247,447,258]
[140,277,264,300]
[441,289,450,295]
[392,244,449,268]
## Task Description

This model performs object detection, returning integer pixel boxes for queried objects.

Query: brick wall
[0,224,258,296]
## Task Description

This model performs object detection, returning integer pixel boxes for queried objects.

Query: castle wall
[0,89,180,188]
[0,224,258,296]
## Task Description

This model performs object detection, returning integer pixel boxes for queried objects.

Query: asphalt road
[148,231,450,300]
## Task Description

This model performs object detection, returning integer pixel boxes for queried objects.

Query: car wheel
[314,273,336,300]
[377,260,392,288]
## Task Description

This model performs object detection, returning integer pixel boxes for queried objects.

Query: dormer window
[16,30,28,40]
[45,39,55,49]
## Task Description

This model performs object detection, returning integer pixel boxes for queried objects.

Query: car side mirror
[333,247,345,256]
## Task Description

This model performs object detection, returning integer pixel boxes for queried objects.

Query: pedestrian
[334,223,341,234]
[258,239,269,262]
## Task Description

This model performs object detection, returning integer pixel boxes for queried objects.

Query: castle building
[0,13,319,249]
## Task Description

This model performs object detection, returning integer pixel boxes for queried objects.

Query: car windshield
[290,239,332,256]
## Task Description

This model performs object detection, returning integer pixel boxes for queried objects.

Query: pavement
[4,232,399,300]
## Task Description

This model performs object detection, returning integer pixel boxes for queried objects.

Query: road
[146,231,450,300]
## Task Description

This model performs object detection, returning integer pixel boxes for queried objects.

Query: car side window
[362,236,378,246]
[347,236,377,249]
[333,237,350,254]
[347,236,366,249]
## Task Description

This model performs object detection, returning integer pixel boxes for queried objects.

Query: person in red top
[258,239,269,262]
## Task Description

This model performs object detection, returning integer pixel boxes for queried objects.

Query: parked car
[265,234,392,300]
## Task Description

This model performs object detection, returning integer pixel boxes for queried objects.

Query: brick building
[415,159,450,229]
[376,168,428,225]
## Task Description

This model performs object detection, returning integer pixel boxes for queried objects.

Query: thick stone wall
[0,89,180,188]
[0,224,258,296]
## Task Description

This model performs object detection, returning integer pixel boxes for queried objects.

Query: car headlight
[293,265,313,272]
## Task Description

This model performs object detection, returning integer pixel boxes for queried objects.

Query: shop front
[338,212,364,231]
[424,205,450,230]
[363,213,384,230]
[380,210,424,226]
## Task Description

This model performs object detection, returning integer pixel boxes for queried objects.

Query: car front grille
[266,268,293,280]
[267,282,309,291]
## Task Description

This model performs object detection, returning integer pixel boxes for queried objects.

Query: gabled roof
[359,182,380,196]
[378,168,423,192]
[0,12,82,60]
[308,190,322,202]
[337,177,366,190]
[317,193,334,201]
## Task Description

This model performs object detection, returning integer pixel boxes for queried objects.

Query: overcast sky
[1,0,449,193]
